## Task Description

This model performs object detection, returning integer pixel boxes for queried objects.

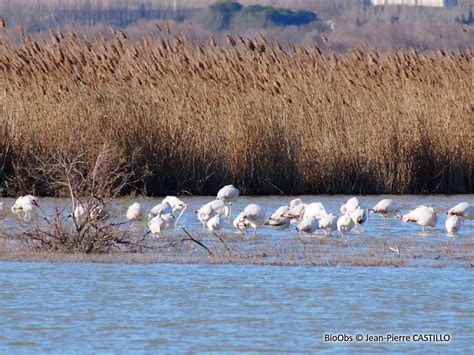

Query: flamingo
[290,198,304,208]
[337,214,355,236]
[148,214,175,235]
[216,184,239,218]
[447,202,474,221]
[318,213,337,236]
[207,213,224,232]
[69,201,85,220]
[401,205,437,234]
[126,202,142,225]
[149,202,173,219]
[68,201,108,222]
[283,201,306,223]
[445,215,462,236]
[238,204,266,235]
[161,196,187,227]
[11,195,38,221]
[369,199,399,221]
[340,196,359,214]
[161,196,186,212]
[233,211,250,232]
[350,207,367,228]
[266,205,291,227]
[296,217,318,234]
[195,199,230,228]
[302,202,327,221]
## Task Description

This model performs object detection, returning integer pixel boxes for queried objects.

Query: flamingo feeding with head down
[296,217,318,234]
[238,204,266,235]
[350,207,367,229]
[126,202,142,225]
[11,195,38,221]
[337,214,355,237]
[266,205,291,228]
[216,184,239,218]
[195,199,229,229]
[148,214,175,236]
[233,211,250,233]
[444,216,462,235]
[401,205,437,234]
[207,213,225,232]
[369,199,399,221]
[318,213,337,236]
[445,215,462,236]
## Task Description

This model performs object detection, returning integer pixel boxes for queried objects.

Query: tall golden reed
[0,30,472,195]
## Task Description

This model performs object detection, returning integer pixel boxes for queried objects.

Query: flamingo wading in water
[238,204,266,235]
[401,205,437,234]
[216,184,239,219]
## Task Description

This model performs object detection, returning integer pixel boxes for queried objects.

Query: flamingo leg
[174,205,187,228]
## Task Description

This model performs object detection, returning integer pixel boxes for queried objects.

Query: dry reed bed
[0,30,472,195]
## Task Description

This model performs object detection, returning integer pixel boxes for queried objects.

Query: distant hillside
[0,0,472,49]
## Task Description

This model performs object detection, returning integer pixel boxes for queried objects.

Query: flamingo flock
[1,187,473,237]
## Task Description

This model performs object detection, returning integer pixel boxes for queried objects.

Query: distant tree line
[209,1,318,30]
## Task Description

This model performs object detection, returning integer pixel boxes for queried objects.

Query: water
[0,262,472,353]
[2,194,473,235]
[0,196,473,352]
[1,195,473,266]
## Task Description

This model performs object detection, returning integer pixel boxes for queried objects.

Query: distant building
[370,0,458,6]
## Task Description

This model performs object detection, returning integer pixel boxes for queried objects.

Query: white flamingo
[302,202,327,221]
[207,213,224,232]
[195,199,230,228]
[149,202,173,219]
[266,205,291,227]
[369,199,399,221]
[216,184,239,218]
[318,213,337,236]
[233,211,250,232]
[337,214,355,236]
[401,205,437,234]
[161,196,186,212]
[340,196,359,214]
[296,217,318,234]
[350,207,367,227]
[148,214,175,235]
[238,204,266,235]
[126,202,142,225]
[70,201,85,220]
[290,198,304,208]
[11,195,38,221]
[445,215,462,236]
[161,196,187,227]
[283,200,306,223]
[447,202,474,221]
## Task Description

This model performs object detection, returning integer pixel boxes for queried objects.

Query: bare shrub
[8,144,144,253]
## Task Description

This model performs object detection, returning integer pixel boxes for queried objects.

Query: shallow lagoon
[0,262,472,353]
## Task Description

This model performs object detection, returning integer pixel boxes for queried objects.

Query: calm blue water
[0,262,472,353]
